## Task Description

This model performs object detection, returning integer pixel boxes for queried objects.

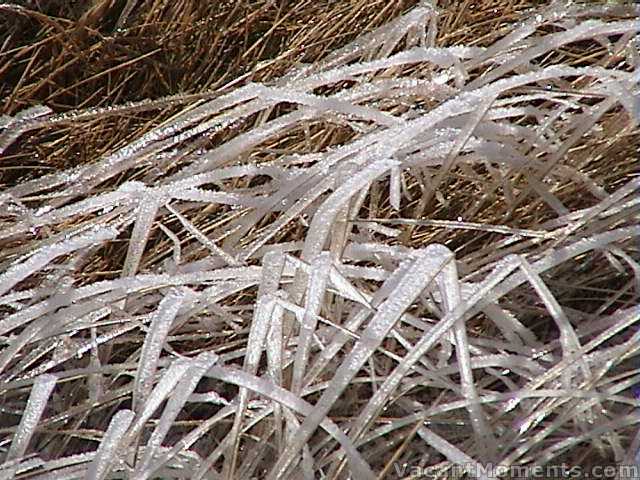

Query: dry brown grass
[0,1,638,479]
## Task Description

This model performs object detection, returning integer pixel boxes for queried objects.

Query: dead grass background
[0,0,638,479]
[1,0,636,297]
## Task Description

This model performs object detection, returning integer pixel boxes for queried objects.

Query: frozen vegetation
[0,1,639,478]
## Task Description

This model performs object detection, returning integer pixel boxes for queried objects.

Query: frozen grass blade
[135,353,218,479]
[1,2,638,478]
[128,359,193,445]
[133,288,188,414]
[0,226,117,298]
[437,254,496,462]
[291,252,331,394]
[517,257,591,387]
[86,409,135,480]
[416,427,492,480]
[0,105,52,155]
[301,159,399,262]
[203,365,375,480]
[121,189,164,279]
[166,203,239,267]
[329,254,521,477]
[223,250,285,479]
[267,245,452,479]
[0,374,57,480]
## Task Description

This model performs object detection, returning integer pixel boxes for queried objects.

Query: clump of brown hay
[0,1,638,479]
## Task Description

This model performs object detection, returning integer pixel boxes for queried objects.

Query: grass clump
[0,1,639,479]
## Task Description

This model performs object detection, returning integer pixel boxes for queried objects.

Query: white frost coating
[204,365,376,480]
[468,19,640,89]
[179,109,311,178]
[291,252,332,394]
[136,353,218,479]
[86,409,135,480]
[292,46,481,92]
[1,3,638,478]
[389,165,402,211]
[266,245,452,480]
[239,176,337,261]
[121,191,164,279]
[482,226,640,307]
[302,259,415,388]
[133,289,187,414]
[244,255,284,378]
[19,86,261,201]
[482,303,538,347]
[0,105,52,155]
[416,427,492,480]
[341,255,521,450]
[438,256,496,461]
[0,265,264,337]
[0,226,118,298]
[256,85,403,128]
[328,265,372,307]
[0,185,145,242]
[129,359,192,440]
[166,203,239,266]
[223,249,286,478]
[158,223,181,272]
[20,319,132,381]
[518,257,591,387]
[0,374,57,480]
[171,188,263,207]
[280,2,435,78]
[301,159,399,262]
